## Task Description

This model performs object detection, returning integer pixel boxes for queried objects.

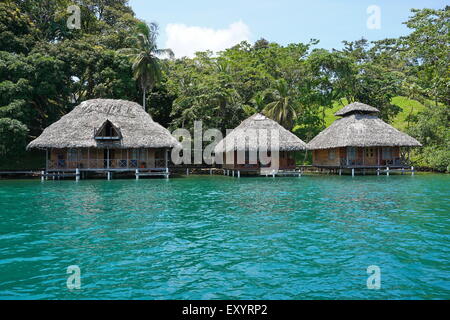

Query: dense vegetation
[0,1,448,171]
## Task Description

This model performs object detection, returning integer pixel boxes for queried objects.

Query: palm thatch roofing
[27,99,180,150]
[335,102,380,116]
[307,102,422,150]
[214,113,307,153]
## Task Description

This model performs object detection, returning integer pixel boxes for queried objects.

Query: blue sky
[129,0,446,57]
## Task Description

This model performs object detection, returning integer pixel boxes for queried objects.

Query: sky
[129,0,446,58]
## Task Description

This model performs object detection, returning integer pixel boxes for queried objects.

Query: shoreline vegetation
[0,2,448,173]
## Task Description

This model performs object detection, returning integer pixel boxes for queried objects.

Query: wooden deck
[40,167,170,180]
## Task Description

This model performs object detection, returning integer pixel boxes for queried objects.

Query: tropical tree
[242,92,266,116]
[120,22,173,110]
[263,79,299,129]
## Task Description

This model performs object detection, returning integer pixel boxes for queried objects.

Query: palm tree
[120,22,174,110]
[263,79,298,129]
[242,92,266,116]
[250,92,267,112]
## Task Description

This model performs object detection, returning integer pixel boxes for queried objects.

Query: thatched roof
[307,103,422,150]
[214,113,307,153]
[335,102,380,116]
[27,99,180,149]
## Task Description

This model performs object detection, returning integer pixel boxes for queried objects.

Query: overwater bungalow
[27,99,180,179]
[307,102,421,174]
[214,113,307,176]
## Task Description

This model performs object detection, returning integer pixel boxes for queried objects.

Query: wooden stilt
[164,148,168,172]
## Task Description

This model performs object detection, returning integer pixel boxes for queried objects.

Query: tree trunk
[143,90,146,110]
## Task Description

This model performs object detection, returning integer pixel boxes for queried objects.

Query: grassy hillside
[322,96,426,130]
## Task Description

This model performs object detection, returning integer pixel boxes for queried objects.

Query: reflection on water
[0,175,449,299]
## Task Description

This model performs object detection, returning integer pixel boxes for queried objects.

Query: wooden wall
[49,148,165,169]
[312,148,341,166]
[312,146,401,167]
[221,151,296,170]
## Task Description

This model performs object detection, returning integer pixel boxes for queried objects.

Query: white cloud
[165,21,251,58]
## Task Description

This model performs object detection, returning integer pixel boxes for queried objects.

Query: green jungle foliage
[0,1,448,171]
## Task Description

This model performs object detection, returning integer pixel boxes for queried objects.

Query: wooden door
[364,147,377,166]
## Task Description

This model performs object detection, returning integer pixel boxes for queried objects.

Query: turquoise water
[0,175,449,300]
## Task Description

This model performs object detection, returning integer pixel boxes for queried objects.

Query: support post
[135,169,139,180]
[107,171,111,180]
[411,166,414,176]
[387,167,390,176]
[107,148,110,169]
[210,168,213,175]
[339,168,342,176]
[41,170,45,182]
[272,170,275,178]
[166,167,169,179]
[45,149,49,173]
[165,148,168,171]
[186,168,189,176]
[237,170,240,178]
[352,168,355,177]
[232,170,235,177]
[76,168,80,181]
[377,168,380,176]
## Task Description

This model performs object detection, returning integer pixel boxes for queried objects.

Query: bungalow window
[131,149,139,159]
[67,149,78,162]
[328,149,336,160]
[95,120,121,141]
[347,147,356,160]
[382,147,392,160]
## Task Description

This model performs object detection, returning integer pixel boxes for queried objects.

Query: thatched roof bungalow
[214,113,307,173]
[307,102,421,168]
[28,99,180,176]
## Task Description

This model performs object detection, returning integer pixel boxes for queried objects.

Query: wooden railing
[48,159,167,170]
[341,157,408,167]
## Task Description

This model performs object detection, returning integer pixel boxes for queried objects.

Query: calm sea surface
[0,174,449,299]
